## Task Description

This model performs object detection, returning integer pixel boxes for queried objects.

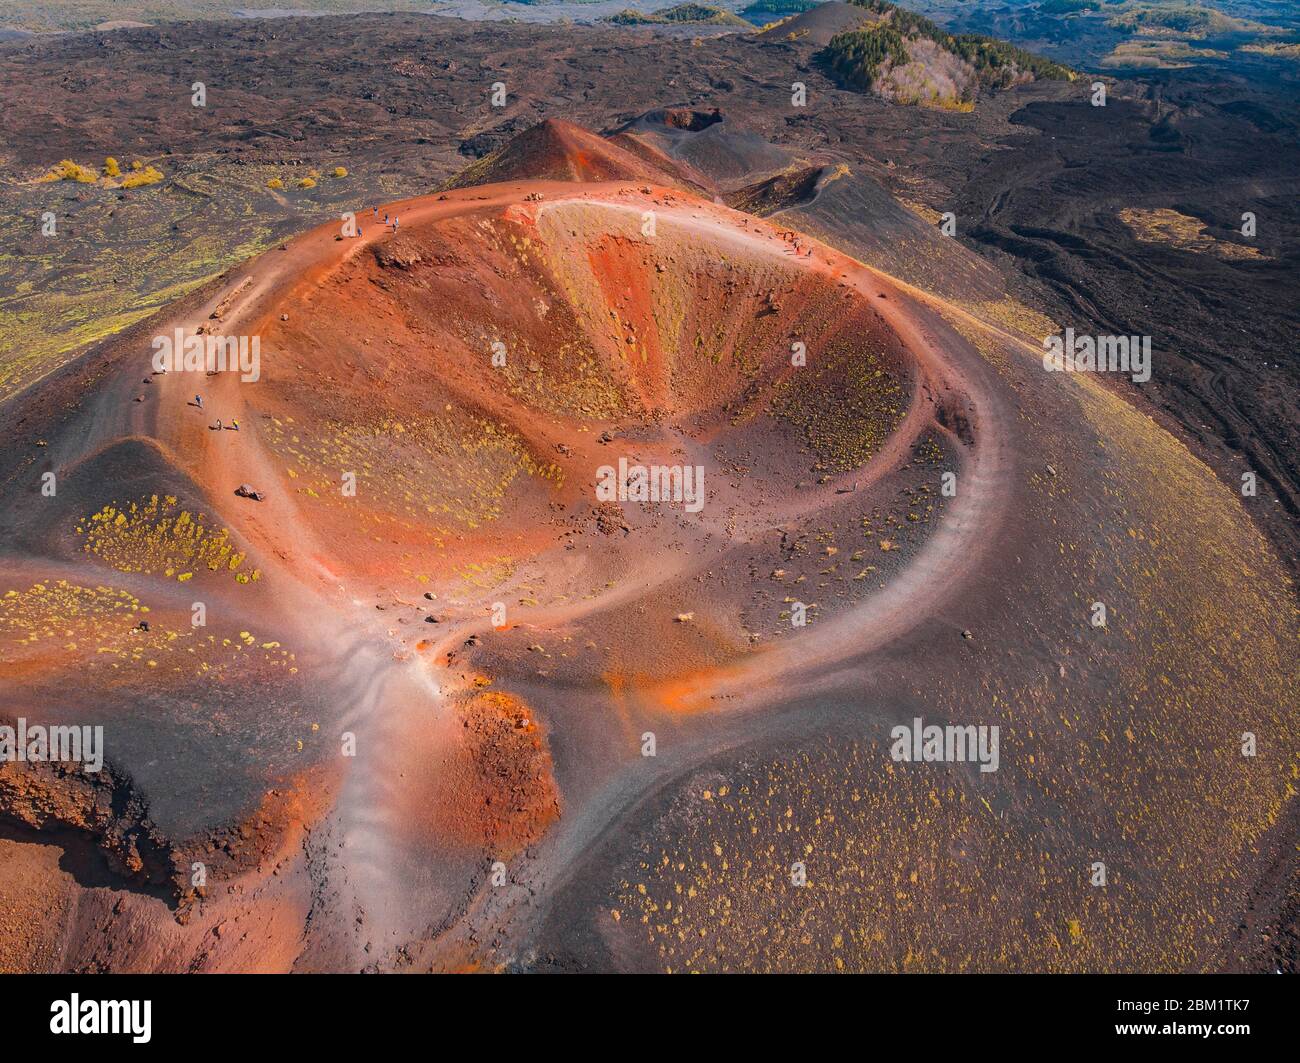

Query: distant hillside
[1037,0,1103,13]
[1106,3,1282,40]
[0,0,432,33]
[823,0,1074,108]
[756,1,875,45]
[918,0,1300,72]
[604,4,751,26]
[742,0,821,14]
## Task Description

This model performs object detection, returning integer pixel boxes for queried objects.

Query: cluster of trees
[950,34,1075,85]
[825,0,1074,95]
[607,3,745,24]
[741,0,819,14]
[1038,0,1103,15]
[824,25,909,91]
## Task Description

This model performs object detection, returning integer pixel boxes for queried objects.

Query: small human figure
[195,394,203,409]
[230,419,240,431]
[393,215,400,230]
[215,418,223,430]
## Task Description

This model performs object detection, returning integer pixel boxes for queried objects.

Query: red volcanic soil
[0,117,1295,974]
[222,177,929,601]
[431,689,561,856]
[444,118,708,193]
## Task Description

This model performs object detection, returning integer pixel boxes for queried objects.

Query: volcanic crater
[1,114,1295,975]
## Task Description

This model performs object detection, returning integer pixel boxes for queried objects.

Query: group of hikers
[366,204,400,235]
[352,207,401,240]
[192,393,238,432]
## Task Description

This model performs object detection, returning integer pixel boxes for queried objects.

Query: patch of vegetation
[772,332,908,472]
[1240,40,1300,59]
[1101,38,1227,66]
[38,159,99,183]
[604,4,749,26]
[1118,206,1266,260]
[1106,3,1278,40]
[1038,0,1102,13]
[261,409,561,536]
[78,496,258,584]
[742,0,819,14]
[949,33,1076,86]
[120,164,164,187]
[36,156,165,188]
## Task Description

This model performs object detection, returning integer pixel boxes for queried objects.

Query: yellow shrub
[332,166,348,178]
[297,176,317,189]
[79,495,250,582]
[267,177,284,189]
[39,159,98,183]
[120,165,164,188]
[104,156,121,177]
